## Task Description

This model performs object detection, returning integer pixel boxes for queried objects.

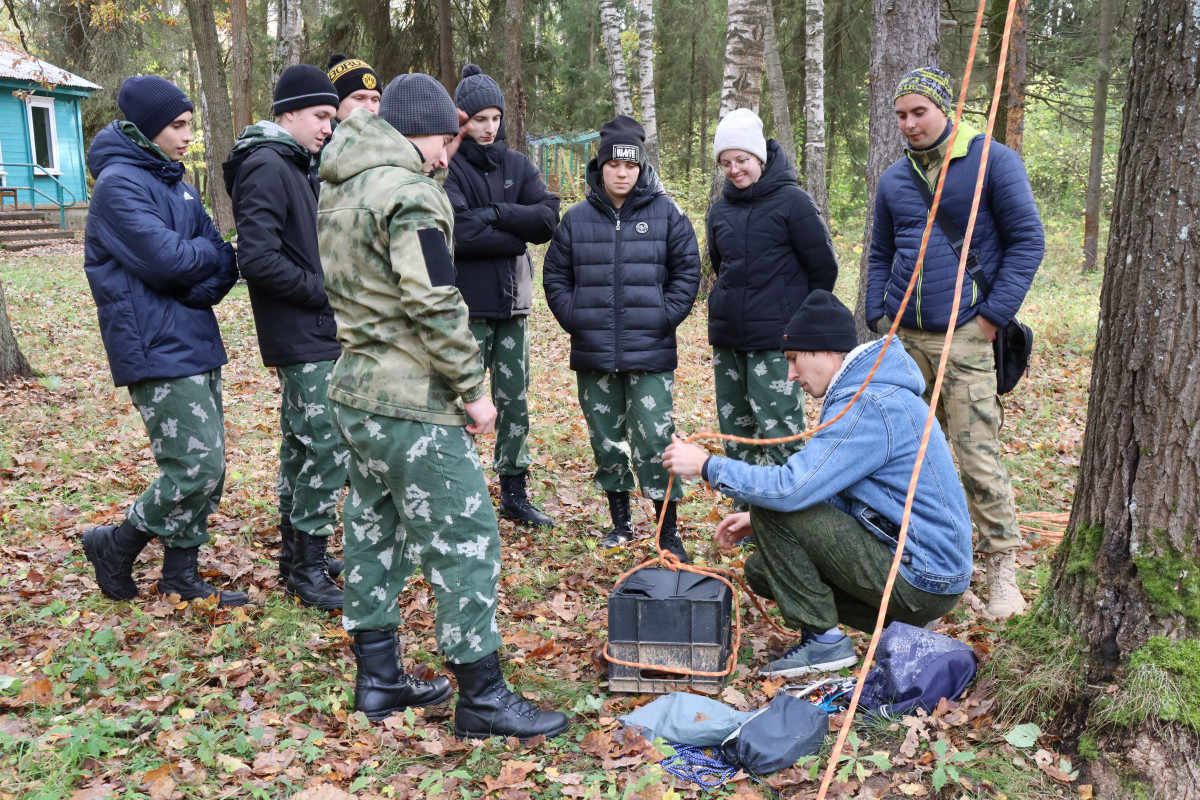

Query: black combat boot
[287,530,344,610]
[351,631,453,721]
[157,545,248,607]
[279,515,343,580]
[654,500,690,563]
[599,491,632,548]
[498,472,554,528]
[82,520,155,601]
[450,651,570,740]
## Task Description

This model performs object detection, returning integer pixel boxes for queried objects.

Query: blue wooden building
[0,40,99,222]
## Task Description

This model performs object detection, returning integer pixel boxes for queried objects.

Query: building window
[27,97,60,173]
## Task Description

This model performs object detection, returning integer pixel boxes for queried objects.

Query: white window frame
[26,95,61,175]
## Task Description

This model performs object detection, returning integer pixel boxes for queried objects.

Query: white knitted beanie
[713,108,767,163]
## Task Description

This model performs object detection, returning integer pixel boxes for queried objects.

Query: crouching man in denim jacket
[663,291,972,678]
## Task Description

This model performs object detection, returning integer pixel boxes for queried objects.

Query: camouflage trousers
[334,404,503,664]
[886,317,1022,554]
[712,347,807,467]
[745,503,961,634]
[468,317,532,477]
[125,370,225,549]
[576,371,682,502]
[277,361,350,539]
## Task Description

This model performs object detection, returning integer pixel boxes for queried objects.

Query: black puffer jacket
[543,160,701,373]
[706,139,838,351]
[446,137,560,319]
[223,139,341,368]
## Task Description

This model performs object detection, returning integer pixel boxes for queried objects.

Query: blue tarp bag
[719,693,829,775]
[859,622,978,717]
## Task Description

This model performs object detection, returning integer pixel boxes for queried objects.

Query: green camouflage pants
[576,371,682,502]
[126,370,225,549]
[334,404,502,664]
[885,317,1021,554]
[712,347,807,467]
[744,503,961,634]
[468,317,532,476]
[277,361,349,539]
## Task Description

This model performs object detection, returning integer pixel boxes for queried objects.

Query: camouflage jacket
[317,109,485,425]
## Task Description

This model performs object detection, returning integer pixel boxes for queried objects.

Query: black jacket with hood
[222,127,341,368]
[542,159,701,373]
[445,136,560,319]
[706,139,839,351]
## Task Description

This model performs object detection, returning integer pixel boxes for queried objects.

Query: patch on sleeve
[417,228,456,286]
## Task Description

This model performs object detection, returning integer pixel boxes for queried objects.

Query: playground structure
[528,131,599,198]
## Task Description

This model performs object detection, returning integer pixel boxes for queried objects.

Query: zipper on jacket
[613,210,624,370]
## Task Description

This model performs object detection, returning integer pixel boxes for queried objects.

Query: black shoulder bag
[906,160,1032,395]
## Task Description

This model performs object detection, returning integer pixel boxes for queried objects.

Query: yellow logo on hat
[363,73,377,89]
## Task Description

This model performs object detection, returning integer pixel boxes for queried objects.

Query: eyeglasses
[718,155,757,173]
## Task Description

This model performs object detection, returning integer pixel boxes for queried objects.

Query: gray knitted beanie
[379,73,460,137]
[454,64,505,117]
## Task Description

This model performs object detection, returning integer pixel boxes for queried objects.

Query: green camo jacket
[317,109,485,425]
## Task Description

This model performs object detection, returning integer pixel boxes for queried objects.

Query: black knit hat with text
[454,63,505,117]
[595,115,645,167]
[273,64,340,115]
[326,53,380,102]
[378,73,460,136]
[781,290,859,353]
[118,75,194,140]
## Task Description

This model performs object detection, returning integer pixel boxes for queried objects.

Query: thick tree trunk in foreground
[0,280,33,383]
[763,0,795,169]
[599,0,634,117]
[185,0,236,236]
[504,0,527,153]
[803,0,828,221]
[637,0,659,170]
[709,0,767,205]
[852,0,939,341]
[1082,0,1116,273]
[1047,0,1200,794]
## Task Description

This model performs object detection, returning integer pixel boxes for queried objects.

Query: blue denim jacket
[705,336,973,595]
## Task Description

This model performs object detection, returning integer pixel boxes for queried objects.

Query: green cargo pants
[712,347,806,467]
[277,361,350,538]
[468,317,532,477]
[576,371,683,502]
[744,503,962,634]
[334,404,503,664]
[126,370,225,549]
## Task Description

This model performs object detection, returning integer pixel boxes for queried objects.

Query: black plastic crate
[606,567,734,694]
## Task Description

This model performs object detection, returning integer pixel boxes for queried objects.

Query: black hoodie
[706,139,839,351]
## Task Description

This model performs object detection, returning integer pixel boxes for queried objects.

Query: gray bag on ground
[720,693,829,775]
[618,692,756,746]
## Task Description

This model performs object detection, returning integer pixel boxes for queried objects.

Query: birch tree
[599,0,633,117]
[710,0,767,204]
[273,0,302,85]
[636,0,659,169]
[804,0,828,221]
[762,0,795,168]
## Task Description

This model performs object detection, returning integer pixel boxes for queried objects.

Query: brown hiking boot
[984,550,1026,619]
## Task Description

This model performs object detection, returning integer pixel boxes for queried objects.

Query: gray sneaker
[759,633,857,678]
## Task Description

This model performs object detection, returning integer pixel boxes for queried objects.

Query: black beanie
[326,53,380,102]
[454,63,505,117]
[378,73,460,137]
[595,115,645,167]
[781,290,859,353]
[117,76,194,140]
[273,64,340,115]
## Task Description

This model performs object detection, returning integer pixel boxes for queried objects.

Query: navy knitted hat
[454,64,505,117]
[117,76,194,140]
[273,64,340,115]
[894,67,954,117]
[781,290,859,352]
[379,73,459,137]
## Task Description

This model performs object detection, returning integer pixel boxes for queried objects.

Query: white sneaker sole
[758,654,858,678]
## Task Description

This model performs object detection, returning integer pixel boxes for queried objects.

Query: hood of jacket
[583,157,665,219]
[721,139,797,204]
[822,334,926,415]
[87,121,186,184]
[222,120,312,195]
[318,109,426,186]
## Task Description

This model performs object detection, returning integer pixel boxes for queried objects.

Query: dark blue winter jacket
[866,124,1044,333]
[84,122,238,387]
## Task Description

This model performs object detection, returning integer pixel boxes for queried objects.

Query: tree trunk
[229,0,253,133]
[0,280,33,384]
[1082,0,1115,273]
[710,0,768,204]
[186,0,236,236]
[1045,0,1200,794]
[986,0,1009,144]
[504,0,527,153]
[637,0,659,170]
[852,0,940,341]
[763,0,796,169]
[438,0,454,94]
[598,0,634,117]
[273,0,302,85]
[1003,0,1027,155]
[803,0,828,221]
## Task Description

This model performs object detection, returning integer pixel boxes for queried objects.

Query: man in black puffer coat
[446,64,560,529]
[543,116,701,561]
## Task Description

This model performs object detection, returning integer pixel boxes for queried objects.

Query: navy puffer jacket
[866,128,1044,332]
[84,122,238,387]
[706,139,838,351]
[543,160,701,373]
